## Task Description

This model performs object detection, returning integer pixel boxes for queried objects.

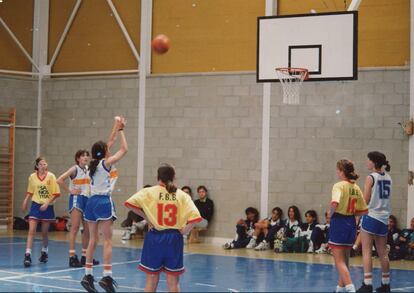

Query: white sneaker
[307,241,314,253]
[223,242,233,250]
[130,225,137,234]
[135,220,147,231]
[255,241,269,251]
[315,243,327,254]
[122,230,131,240]
[246,238,256,249]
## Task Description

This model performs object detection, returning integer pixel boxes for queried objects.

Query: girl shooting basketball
[22,157,61,267]
[329,159,368,292]
[125,163,202,292]
[80,116,127,293]
[357,152,392,293]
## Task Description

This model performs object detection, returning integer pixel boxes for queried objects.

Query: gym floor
[1,231,414,292]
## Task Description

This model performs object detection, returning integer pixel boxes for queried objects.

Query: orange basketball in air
[151,34,170,54]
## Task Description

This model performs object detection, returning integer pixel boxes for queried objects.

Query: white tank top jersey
[90,160,114,196]
[69,165,90,196]
[368,172,392,225]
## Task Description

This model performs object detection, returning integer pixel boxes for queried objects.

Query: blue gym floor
[0,237,413,292]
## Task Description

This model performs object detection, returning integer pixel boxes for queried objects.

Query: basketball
[151,34,170,54]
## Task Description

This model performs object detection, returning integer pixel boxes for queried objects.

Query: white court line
[393,286,414,291]
[0,269,24,276]
[195,282,217,287]
[0,259,140,281]
[2,279,82,292]
[0,241,41,245]
[228,288,240,292]
[31,274,145,291]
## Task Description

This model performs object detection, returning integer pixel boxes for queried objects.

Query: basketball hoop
[275,68,309,105]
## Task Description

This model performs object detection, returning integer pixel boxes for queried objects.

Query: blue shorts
[361,215,388,236]
[29,202,55,222]
[69,194,88,213]
[328,213,356,249]
[84,195,117,222]
[139,229,184,275]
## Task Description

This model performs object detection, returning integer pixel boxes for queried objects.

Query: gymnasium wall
[0,68,404,236]
[0,77,38,216]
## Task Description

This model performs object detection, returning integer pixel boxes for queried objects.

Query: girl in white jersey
[357,152,392,293]
[57,150,100,267]
[81,117,128,293]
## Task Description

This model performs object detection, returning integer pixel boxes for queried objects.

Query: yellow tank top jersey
[125,185,202,230]
[26,172,61,204]
[331,181,368,216]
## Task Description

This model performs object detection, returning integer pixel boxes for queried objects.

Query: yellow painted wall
[0,0,33,71]
[49,0,140,73]
[278,0,410,67]
[0,0,410,73]
[151,0,265,73]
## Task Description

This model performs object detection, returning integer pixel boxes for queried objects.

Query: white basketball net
[276,68,308,105]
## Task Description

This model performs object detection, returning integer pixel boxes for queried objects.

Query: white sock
[25,248,32,255]
[41,247,48,253]
[335,285,345,292]
[345,284,356,292]
[364,273,373,285]
[103,264,112,277]
[85,263,93,275]
[382,272,390,285]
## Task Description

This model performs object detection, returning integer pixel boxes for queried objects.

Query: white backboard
[257,11,358,82]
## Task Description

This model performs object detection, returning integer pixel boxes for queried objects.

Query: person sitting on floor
[223,207,260,249]
[300,210,318,253]
[253,207,285,251]
[311,211,330,254]
[120,185,151,241]
[394,217,414,260]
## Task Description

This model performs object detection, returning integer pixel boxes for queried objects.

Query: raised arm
[106,117,128,166]
[107,117,120,149]
[57,166,79,195]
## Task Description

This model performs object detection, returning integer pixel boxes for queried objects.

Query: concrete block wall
[0,68,410,236]
[41,78,140,219]
[0,77,38,218]
[267,69,409,225]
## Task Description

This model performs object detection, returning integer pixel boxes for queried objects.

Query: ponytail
[157,163,177,193]
[367,151,391,172]
[166,181,177,193]
[385,160,391,172]
[89,141,107,177]
[337,159,359,182]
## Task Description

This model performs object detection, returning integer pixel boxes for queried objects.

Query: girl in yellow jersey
[329,160,368,292]
[125,164,202,292]
[22,157,60,267]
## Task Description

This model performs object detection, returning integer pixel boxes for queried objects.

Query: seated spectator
[121,211,147,241]
[223,207,259,249]
[388,215,402,260]
[300,210,318,253]
[120,185,151,240]
[182,186,193,199]
[254,207,285,251]
[394,217,414,260]
[190,185,214,243]
[311,211,330,254]
[275,205,302,253]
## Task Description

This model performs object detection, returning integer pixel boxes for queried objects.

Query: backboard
[257,11,358,82]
